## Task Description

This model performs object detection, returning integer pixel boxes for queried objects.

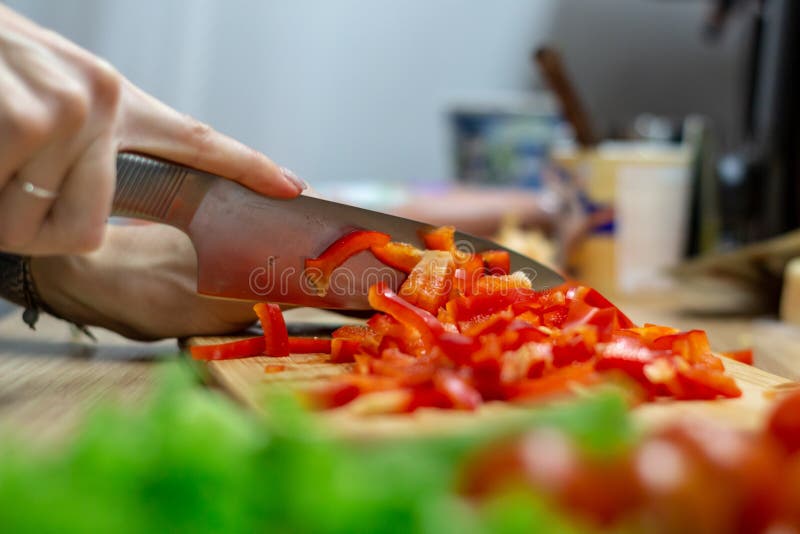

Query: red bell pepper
[653,330,724,371]
[433,370,482,410]
[452,253,486,297]
[254,302,290,357]
[190,336,265,361]
[370,241,424,273]
[722,348,754,365]
[305,230,391,295]
[421,225,456,251]
[368,283,446,348]
[330,338,362,363]
[474,273,533,295]
[506,361,600,401]
[398,251,454,313]
[480,250,511,275]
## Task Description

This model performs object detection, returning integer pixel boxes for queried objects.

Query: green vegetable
[0,362,629,533]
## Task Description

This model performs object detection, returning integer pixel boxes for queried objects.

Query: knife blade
[111,153,564,309]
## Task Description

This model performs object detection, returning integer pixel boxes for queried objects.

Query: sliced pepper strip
[190,336,265,361]
[370,241,425,273]
[254,302,290,357]
[368,283,445,348]
[305,230,391,295]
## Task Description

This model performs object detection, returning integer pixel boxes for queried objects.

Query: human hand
[31,224,265,340]
[0,5,304,256]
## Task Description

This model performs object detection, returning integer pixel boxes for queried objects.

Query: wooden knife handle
[112,153,190,222]
[533,47,598,147]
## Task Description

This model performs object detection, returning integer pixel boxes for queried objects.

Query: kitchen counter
[1,297,798,443]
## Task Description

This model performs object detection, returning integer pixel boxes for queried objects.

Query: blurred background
[7,0,800,314]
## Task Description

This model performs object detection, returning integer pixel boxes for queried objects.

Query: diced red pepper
[264,364,286,373]
[671,362,742,400]
[653,330,724,371]
[399,251,454,313]
[190,336,265,361]
[452,253,486,297]
[506,362,600,401]
[480,250,511,275]
[421,225,456,251]
[551,327,597,367]
[305,230,391,295]
[595,334,667,394]
[368,283,446,348]
[474,273,533,295]
[330,338,362,363]
[254,302,290,357]
[370,241,424,273]
[722,348,754,365]
[198,226,743,414]
[433,370,482,410]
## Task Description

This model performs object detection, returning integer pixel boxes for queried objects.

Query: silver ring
[20,181,59,200]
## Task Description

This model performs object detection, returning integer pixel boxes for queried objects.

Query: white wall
[6,0,745,184]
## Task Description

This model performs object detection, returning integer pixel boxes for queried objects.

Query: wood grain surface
[0,308,177,443]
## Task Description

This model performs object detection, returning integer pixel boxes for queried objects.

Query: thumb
[115,81,305,198]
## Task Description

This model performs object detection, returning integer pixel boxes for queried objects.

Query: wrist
[30,253,111,332]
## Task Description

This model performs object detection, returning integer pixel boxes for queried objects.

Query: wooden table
[2,297,799,443]
[0,307,176,442]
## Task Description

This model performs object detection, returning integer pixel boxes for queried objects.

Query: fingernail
[281,166,308,192]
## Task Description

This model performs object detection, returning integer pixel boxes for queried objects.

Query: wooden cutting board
[187,333,799,440]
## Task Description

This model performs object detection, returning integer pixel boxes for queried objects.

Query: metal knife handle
[112,152,214,231]
[112,153,190,222]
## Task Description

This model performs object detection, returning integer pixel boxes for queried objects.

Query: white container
[611,144,691,293]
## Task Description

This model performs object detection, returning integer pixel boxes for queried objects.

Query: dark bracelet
[0,252,93,337]
[0,252,41,328]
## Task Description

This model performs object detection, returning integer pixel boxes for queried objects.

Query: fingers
[17,134,115,255]
[0,70,53,190]
[117,82,305,198]
[0,143,72,251]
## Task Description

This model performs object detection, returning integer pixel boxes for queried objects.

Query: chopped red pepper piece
[254,302,290,357]
[474,273,533,295]
[368,283,446,348]
[399,251,454,314]
[452,253,485,297]
[370,241,425,273]
[433,370,482,410]
[330,338,362,363]
[480,250,511,275]
[190,336,265,361]
[507,361,600,401]
[305,230,391,295]
[420,225,456,251]
[721,348,754,365]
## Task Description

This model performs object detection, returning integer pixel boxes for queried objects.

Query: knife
[111,153,564,309]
